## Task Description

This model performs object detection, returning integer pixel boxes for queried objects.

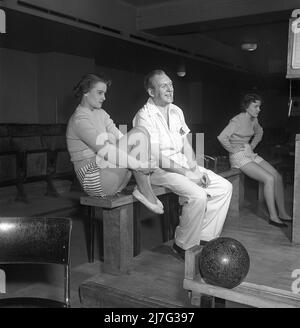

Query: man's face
[149,73,174,106]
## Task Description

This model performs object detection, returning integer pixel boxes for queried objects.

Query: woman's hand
[134,158,158,175]
[241,143,253,157]
[241,143,258,160]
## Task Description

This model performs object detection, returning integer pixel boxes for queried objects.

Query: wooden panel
[11,136,43,151]
[56,151,72,175]
[0,154,17,182]
[26,152,47,177]
[41,135,67,150]
[292,134,300,243]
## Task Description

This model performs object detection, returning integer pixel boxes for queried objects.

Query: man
[132,69,232,260]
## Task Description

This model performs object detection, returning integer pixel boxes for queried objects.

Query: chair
[0,217,72,308]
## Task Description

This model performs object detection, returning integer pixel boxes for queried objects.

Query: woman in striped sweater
[66,73,163,214]
[218,93,291,227]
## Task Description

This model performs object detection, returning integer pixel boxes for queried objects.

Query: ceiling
[0,0,297,79]
[0,7,250,87]
[120,0,295,76]
[120,0,179,8]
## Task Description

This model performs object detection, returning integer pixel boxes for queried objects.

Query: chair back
[0,217,71,265]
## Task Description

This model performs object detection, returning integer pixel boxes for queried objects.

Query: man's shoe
[133,187,164,215]
[172,243,185,261]
[268,219,288,228]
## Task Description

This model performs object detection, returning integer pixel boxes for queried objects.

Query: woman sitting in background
[217,93,292,227]
[66,73,163,214]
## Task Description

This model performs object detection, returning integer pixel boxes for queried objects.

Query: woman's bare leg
[239,161,283,223]
[258,160,292,220]
[116,126,158,205]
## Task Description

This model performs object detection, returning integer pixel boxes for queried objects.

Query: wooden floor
[221,207,299,293]
[1,180,299,307]
[79,199,300,308]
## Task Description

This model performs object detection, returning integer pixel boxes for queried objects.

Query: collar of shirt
[147,98,182,132]
[146,98,189,168]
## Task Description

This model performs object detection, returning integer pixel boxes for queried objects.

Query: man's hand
[185,166,210,188]
[199,172,210,188]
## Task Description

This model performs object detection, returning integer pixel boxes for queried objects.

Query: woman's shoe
[156,198,164,210]
[133,187,164,215]
[268,219,288,228]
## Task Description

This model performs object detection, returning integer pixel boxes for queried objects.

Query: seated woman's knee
[264,172,275,185]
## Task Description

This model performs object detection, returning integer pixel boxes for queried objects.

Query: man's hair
[73,73,112,98]
[241,93,262,111]
[144,69,166,92]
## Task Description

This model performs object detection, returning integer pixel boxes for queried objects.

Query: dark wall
[1,9,298,151]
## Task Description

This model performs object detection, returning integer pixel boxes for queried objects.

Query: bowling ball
[199,237,250,289]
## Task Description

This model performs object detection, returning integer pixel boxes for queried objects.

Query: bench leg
[239,172,245,207]
[189,291,215,308]
[161,194,171,242]
[103,204,134,274]
[87,206,95,263]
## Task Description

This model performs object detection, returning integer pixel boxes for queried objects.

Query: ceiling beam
[137,0,299,31]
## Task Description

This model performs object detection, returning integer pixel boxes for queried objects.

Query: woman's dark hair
[73,73,112,98]
[144,69,166,91]
[241,93,262,111]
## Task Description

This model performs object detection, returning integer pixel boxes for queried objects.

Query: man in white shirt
[133,69,232,260]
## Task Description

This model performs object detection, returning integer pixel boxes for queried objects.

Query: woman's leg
[258,160,292,220]
[116,126,159,206]
[99,167,132,196]
[239,161,283,223]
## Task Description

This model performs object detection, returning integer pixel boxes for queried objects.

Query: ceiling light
[241,43,257,51]
[177,63,186,77]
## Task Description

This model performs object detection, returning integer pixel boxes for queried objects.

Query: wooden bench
[183,244,300,308]
[80,168,243,274]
